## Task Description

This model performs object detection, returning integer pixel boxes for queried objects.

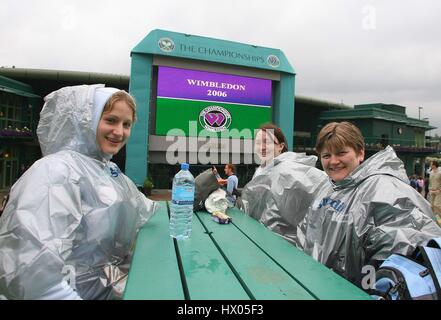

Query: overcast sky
[2,0,441,135]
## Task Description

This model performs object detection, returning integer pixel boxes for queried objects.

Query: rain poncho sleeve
[0,85,157,300]
[304,146,441,286]
[358,176,440,265]
[0,158,83,299]
[241,152,328,248]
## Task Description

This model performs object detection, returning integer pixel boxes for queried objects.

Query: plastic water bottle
[169,163,195,240]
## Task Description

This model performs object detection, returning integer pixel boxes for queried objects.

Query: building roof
[0,67,129,99]
[132,29,295,74]
[0,67,436,131]
[320,103,436,130]
[295,95,353,110]
[0,75,40,98]
[0,67,129,84]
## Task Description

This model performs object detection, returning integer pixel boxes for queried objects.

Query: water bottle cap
[181,163,189,170]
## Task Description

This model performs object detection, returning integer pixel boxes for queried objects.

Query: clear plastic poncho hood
[241,152,329,248]
[37,84,117,160]
[304,146,441,286]
[0,85,157,299]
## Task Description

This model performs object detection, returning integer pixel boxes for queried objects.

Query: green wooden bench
[123,201,372,300]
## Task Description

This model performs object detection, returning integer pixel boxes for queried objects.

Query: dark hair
[258,123,288,153]
[432,161,439,168]
[315,121,365,154]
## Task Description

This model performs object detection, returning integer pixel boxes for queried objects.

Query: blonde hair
[315,121,365,154]
[102,90,137,122]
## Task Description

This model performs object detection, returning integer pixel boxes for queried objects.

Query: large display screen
[155,66,272,138]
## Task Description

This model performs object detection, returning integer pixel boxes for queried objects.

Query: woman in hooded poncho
[241,123,328,248]
[0,85,157,299]
[304,121,441,287]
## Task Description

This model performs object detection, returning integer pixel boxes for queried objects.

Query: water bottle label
[172,186,194,205]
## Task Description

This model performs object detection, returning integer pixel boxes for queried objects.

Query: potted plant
[142,177,154,196]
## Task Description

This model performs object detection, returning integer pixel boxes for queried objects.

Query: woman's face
[320,146,364,182]
[254,129,284,164]
[96,100,133,155]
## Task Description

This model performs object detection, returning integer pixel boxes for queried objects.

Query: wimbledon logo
[158,37,175,53]
[267,55,280,68]
[199,106,232,132]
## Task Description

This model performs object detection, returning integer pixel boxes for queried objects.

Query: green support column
[126,53,153,186]
[273,73,295,150]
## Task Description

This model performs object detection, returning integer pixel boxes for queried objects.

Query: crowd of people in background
[428,160,441,225]
[409,174,426,197]
[409,161,441,225]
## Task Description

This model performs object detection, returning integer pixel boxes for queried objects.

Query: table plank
[196,211,315,300]
[226,207,372,300]
[123,201,184,300]
[174,211,250,300]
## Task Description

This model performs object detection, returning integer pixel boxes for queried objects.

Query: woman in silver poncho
[241,123,328,248]
[304,121,441,287]
[0,85,157,299]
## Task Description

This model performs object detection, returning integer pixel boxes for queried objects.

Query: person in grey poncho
[241,123,328,248]
[304,121,441,287]
[0,84,157,299]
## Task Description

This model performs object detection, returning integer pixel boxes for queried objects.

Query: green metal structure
[126,29,295,186]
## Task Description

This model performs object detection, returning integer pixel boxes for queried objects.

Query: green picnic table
[123,201,372,300]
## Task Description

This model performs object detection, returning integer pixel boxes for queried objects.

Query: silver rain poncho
[304,146,441,286]
[0,84,157,299]
[241,152,328,248]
